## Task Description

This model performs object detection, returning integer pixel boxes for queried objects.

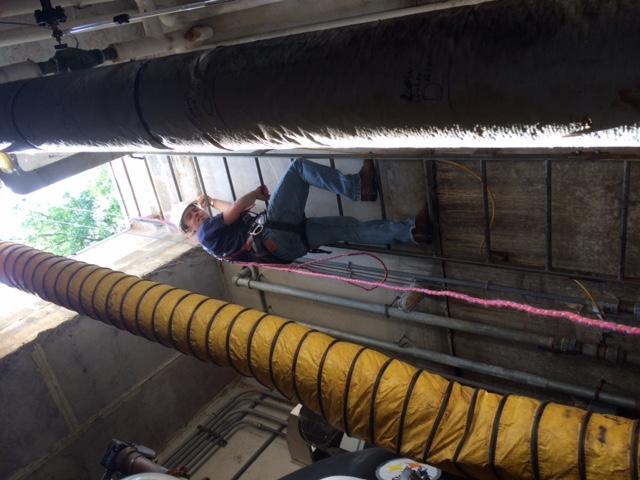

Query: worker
[169,158,431,263]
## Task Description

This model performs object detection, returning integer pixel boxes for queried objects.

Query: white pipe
[110,25,214,61]
[199,0,500,49]
[0,24,215,84]
[158,0,286,29]
[0,0,115,19]
[68,0,234,34]
[0,9,137,49]
[0,61,42,83]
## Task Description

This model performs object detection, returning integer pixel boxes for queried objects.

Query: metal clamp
[249,223,264,236]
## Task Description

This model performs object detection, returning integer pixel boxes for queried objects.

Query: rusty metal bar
[137,156,164,220]
[223,156,236,201]
[424,159,456,366]
[167,156,183,202]
[481,160,492,262]
[373,158,388,221]
[329,157,344,217]
[122,157,141,218]
[545,159,553,271]
[338,242,640,286]
[192,156,213,217]
[254,156,268,208]
[618,161,631,279]
[109,161,130,219]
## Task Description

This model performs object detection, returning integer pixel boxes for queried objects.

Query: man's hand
[197,194,212,209]
[254,185,271,202]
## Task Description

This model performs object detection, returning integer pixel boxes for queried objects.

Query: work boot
[398,281,428,312]
[413,207,433,245]
[359,159,378,201]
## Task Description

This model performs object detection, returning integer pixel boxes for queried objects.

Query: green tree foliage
[18,167,125,256]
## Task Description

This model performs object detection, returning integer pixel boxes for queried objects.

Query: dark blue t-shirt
[197,214,250,260]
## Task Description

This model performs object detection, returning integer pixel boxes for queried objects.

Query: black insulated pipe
[1,0,640,153]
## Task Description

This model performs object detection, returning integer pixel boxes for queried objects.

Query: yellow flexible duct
[1,240,638,480]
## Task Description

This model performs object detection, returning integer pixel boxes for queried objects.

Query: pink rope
[239,253,640,336]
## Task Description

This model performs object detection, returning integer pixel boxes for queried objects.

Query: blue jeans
[264,159,415,261]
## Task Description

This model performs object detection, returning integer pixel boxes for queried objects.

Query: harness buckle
[249,223,264,236]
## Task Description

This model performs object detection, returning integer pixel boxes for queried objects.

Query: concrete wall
[0,235,237,480]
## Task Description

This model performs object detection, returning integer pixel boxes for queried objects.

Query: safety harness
[225,212,330,263]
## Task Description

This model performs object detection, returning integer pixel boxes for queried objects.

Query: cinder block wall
[0,246,237,480]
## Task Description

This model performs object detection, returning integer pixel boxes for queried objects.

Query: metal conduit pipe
[191,0,501,50]
[211,408,288,434]
[169,418,287,473]
[155,0,286,29]
[164,390,288,465]
[306,261,638,322]
[304,262,631,324]
[68,0,240,35]
[234,275,555,349]
[234,275,640,367]
[181,408,288,470]
[1,241,638,479]
[228,425,287,480]
[3,0,640,153]
[170,408,286,467]
[171,402,290,469]
[0,0,115,19]
[0,9,138,49]
[186,420,287,474]
[308,261,637,328]
[300,259,616,313]
[0,24,212,85]
[165,395,290,464]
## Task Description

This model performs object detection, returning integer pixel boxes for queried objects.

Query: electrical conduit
[0,241,637,480]
[233,275,640,367]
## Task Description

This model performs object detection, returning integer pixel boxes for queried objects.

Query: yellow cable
[573,279,604,318]
[437,160,497,254]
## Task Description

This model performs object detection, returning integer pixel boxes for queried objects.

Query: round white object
[375,458,441,480]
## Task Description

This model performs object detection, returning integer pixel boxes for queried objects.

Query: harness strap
[224,213,331,262]
[263,219,305,235]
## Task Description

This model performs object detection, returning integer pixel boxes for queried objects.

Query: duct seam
[9,82,38,151]
[317,338,340,419]
[451,388,480,478]
[488,394,510,478]
[134,62,171,150]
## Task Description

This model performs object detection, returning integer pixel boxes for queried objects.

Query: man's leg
[267,158,361,224]
[305,216,415,248]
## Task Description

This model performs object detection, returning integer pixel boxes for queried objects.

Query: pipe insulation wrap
[2,0,640,152]
[0,241,638,480]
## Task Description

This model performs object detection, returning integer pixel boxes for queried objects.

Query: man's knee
[291,157,305,171]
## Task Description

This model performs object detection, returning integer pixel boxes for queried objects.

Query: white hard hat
[168,199,196,233]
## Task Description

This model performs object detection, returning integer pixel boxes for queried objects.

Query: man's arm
[222,186,270,225]
[197,194,233,213]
